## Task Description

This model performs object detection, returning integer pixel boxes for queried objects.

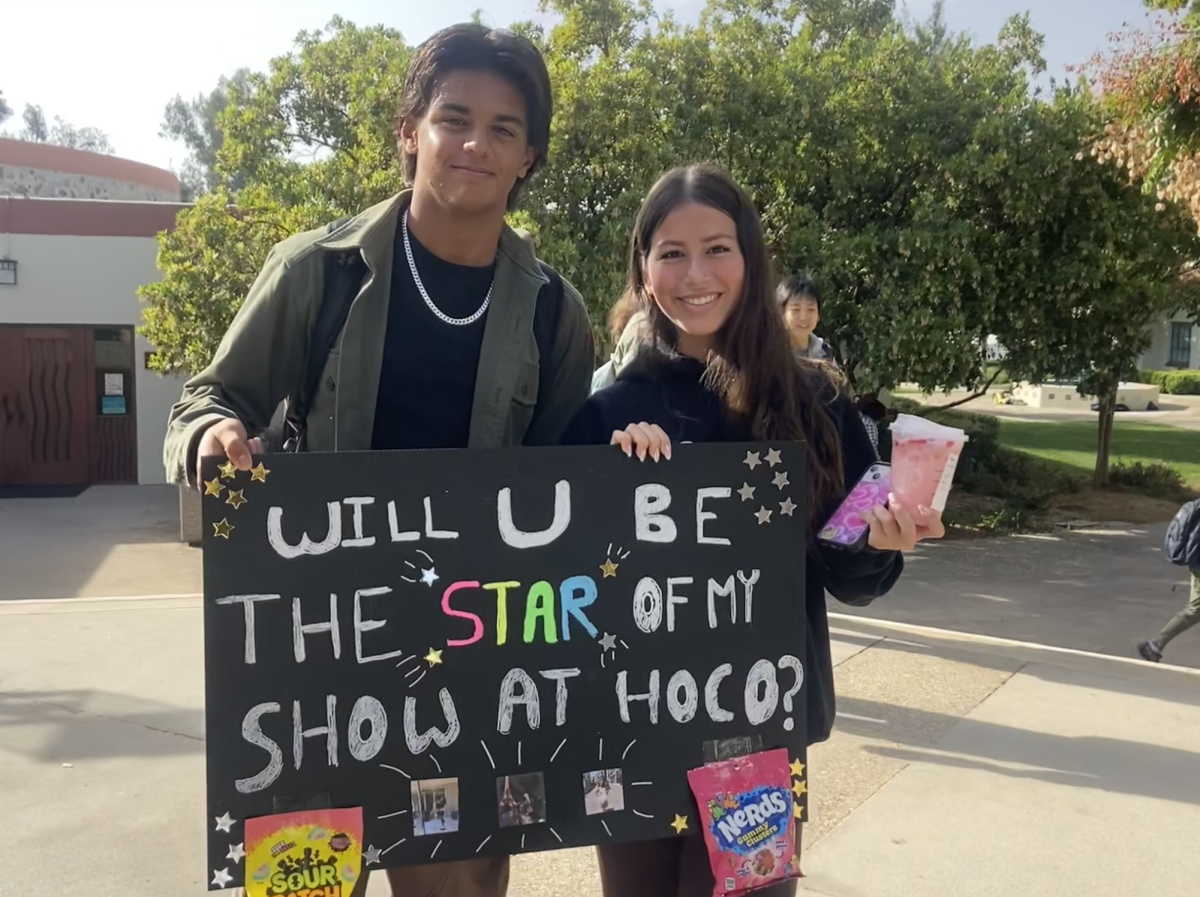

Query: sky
[0,0,1160,174]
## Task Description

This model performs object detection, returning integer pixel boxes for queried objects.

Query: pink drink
[889,414,968,512]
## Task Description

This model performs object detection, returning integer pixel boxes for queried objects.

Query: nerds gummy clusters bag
[687,748,801,896]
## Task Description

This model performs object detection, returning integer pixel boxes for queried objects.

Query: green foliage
[1144,0,1200,25]
[1108,460,1189,498]
[160,69,252,199]
[140,17,410,372]
[16,102,114,153]
[139,187,329,375]
[1139,369,1200,394]
[139,0,1200,418]
[0,91,10,127]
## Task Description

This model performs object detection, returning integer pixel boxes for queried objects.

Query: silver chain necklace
[402,209,492,326]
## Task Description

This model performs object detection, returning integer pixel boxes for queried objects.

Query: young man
[164,24,595,897]
[776,274,829,361]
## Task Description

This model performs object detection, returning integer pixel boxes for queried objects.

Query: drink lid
[888,413,969,442]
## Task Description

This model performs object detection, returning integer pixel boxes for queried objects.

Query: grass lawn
[997,420,1200,488]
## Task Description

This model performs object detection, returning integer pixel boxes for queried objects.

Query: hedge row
[1139,370,1200,395]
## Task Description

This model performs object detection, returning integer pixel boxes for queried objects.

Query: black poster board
[201,443,808,887]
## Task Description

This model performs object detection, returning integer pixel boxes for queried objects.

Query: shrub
[1138,370,1200,395]
[1108,461,1189,499]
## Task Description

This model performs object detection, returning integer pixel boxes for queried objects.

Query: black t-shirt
[371,221,495,450]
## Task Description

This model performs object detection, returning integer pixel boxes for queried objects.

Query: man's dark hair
[397,23,553,210]
[776,274,821,314]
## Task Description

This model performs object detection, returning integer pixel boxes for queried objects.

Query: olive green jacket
[163,191,595,485]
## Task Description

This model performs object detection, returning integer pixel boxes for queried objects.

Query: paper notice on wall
[104,373,123,396]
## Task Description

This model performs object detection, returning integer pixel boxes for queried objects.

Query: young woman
[562,164,945,897]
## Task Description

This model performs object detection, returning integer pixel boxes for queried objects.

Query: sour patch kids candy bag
[687,748,800,896]
[244,807,363,897]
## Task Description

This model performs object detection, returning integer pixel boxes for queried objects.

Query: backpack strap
[281,217,362,452]
[533,261,565,397]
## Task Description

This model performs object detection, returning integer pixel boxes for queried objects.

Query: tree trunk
[1094,389,1116,487]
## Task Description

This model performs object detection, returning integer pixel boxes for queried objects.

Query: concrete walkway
[3,488,1198,895]
[2,594,1197,897]
[0,485,198,601]
[837,521,1200,670]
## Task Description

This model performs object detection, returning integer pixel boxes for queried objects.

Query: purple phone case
[817,463,892,549]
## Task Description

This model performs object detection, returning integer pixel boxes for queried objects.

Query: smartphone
[817,462,892,552]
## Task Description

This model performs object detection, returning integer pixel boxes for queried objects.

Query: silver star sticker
[737,482,755,502]
[214,812,236,833]
[211,868,233,888]
[599,632,617,651]
[765,448,782,467]
[364,844,383,865]
[743,451,761,470]
[780,498,797,517]
[755,506,773,525]
[772,471,790,490]
[226,842,245,863]
[421,567,439,586]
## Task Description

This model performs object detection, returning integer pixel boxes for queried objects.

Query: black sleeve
[818,395,904,606]
[559,396,612,446]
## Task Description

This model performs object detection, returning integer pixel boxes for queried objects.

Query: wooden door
[0,327,91,486]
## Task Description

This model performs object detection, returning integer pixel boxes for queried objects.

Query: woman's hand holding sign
[609,421,945,550]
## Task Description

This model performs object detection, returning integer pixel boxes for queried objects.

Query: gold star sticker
[670,814,688,834]
[225,489,247,510]
[793,802,804,819]
[249,462,270,483]
[203,477,223,497]
[790,759,806,777]
[424,648,443,667]
[600,558,619,578]
[213,518,235,539]
[218,460,238,480]
[792,780,808,796]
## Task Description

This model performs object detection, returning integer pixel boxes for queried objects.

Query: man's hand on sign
[195,418,264,487]
[863,497,945,551]
[610,422,672,461]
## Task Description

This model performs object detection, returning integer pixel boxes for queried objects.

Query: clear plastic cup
[888,414,969,513]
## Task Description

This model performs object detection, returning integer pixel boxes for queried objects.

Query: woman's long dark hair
[629,164,845,530]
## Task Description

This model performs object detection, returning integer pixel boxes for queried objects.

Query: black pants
[596,831,801,897]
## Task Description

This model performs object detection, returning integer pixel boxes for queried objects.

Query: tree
[139,187,326,375]
[140,0,1200,497]
[995,89,1200,485]
[0,92,11,127]
[140,17,410,374]
[1083,1,1200,226]
[1145,0,1200,23]
[16,102,114,153]
[20,104,48,142]
[160,69,251,199]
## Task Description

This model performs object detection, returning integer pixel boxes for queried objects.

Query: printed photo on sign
[702,735,764,764]
[497,773,547,828]
[582,769,625,815]
[410,778,459,837]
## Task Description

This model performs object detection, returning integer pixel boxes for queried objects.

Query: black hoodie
[561,349,903,746]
